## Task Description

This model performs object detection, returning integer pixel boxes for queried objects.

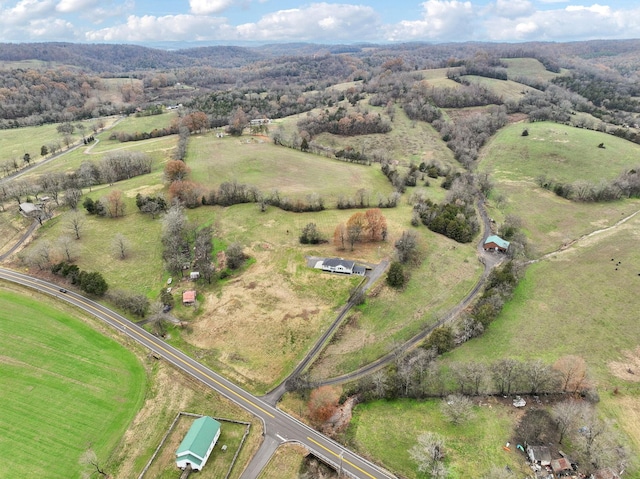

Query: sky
[1,0,639,45]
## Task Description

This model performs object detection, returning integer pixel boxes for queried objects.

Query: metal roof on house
[176,416,221,464]
[484,235,510,249]
[353,265,366,275]
[323,258,355,269]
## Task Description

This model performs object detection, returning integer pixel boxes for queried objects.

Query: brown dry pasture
[179,203,428,391]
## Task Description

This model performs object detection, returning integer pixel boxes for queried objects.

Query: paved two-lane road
[0,267,396,479]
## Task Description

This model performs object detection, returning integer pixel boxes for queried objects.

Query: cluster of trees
[51,262,108,296]
[385,230,422,289]
[380,161,420,193]
[538,166,640,202]
[107,289,150,317]
[334,148,370,165]
[83,190,126,218]
[552,69,640,112]
[160,204,219,283]
[135,193,167,218]
[333,209,387,251]
[0,68,105,127]
[433,106,508,168]
[347,350,592,402]
[457,261,521,343]
[403,84,443,123]
[297,106,391,137]
[336,187,400,210]
[299,223,323,244]
[109,126,178,143]
[413,199,478,243]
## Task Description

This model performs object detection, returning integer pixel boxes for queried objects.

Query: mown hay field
[0,285,146,479]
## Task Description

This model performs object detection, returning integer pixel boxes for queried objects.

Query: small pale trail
[530,207,640,264]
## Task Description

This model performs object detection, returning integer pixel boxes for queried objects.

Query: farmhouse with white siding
[316,258,366,276]
[176,416,221,471]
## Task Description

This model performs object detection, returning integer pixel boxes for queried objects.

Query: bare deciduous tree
[441,394,474,425]
[395,230,419,264]
[57,235,77,262]
[67,212,84,240]
[79,448,107,478]
[554,355,589,393]
[491,358,522,396]
[552,399,586,444]
[112,233,130,260]
[409,432,447,479]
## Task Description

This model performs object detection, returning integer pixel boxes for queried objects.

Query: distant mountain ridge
[2,39,640,74]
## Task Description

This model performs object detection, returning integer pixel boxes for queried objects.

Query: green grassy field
[0,121,96,166]
[258,444,305,479]
[0,286,146,479]
[419,68,461,89]
[480,121,640,184]
[444,212,640,383]
[35,192,165,296]
[103,111,178,139]
[275,101,457,169]
[186,134,393,202]
[348,399,528,479]
[502,58,563,82]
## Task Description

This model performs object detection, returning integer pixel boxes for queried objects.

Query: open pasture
[462,75,534,102]
[0,121,98,167]
[186,134,393,202]
[486,179,640,256]
[349,398,527,479]
[419,68,461,89]
[480,121,640,184]
[502,57,564,82]
[313,104,457,168]
[27,133,176,180]
[38,188,165,296]
[99,110,178,144]
[0,286,145,479]
[444,211,640,383]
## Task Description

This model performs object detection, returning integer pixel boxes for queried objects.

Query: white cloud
[189,0,234,15]
[3,0,56,24]
[30,17,76,37]
[85,14,231,42]
[56,0,97,13]
[494,0,533,19]
[235,3,380,41]
[484,4,640,41]
[385,0,475,41]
